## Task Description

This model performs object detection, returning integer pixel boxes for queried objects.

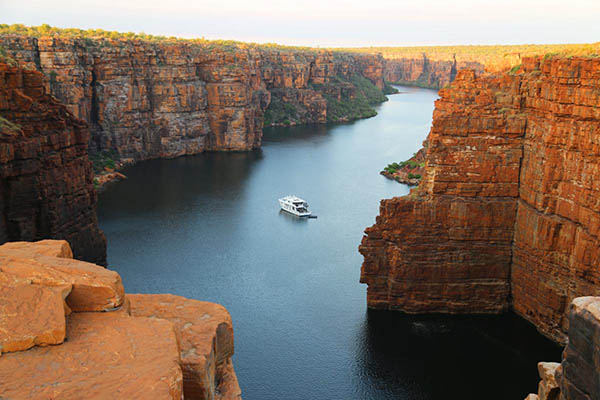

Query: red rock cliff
[1,35,388,163]
[0,61,106,264]
[360,56,600,343]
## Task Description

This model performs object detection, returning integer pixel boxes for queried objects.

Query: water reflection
[278,209,310,223]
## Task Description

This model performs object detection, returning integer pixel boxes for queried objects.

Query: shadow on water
[262,123,331,144]
[354,310,563,400]
[98,150,264,219]
[278,209,310,223]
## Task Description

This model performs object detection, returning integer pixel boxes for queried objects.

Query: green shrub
[89,150,119,174]
[0,115,21,133]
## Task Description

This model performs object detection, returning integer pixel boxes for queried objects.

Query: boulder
[537,362,560,400]
[128,293,239,399]
[0,253,124,311]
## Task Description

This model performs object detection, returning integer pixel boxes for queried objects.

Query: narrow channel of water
[98,86,561,400]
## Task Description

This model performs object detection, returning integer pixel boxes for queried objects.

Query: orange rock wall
[360,56,600,343]
[0,61,106,264]
[1,35,386,162]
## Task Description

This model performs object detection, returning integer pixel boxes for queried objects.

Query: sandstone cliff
[0,60,106,264]
[0,32,390,165]
[360,56,600,343]
[0,240,241,400]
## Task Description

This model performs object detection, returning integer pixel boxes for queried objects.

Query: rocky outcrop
[0,34,389,164]
[0,240,241,400]
[0,60,106,264]
[129,294,241,400]
[381,145,426,186]
[558,297,600,400]
[360,56,600,343]
[526,297,600,400]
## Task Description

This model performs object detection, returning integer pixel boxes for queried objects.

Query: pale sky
[2,0,599,47]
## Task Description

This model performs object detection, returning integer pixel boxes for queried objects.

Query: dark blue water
[98,87,561,400]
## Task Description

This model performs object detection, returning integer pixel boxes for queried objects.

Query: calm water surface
[98,87,561,400]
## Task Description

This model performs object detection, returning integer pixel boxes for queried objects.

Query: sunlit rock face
[0,240,241,400]
[0,35,388,162]
[0,60,106,264]
[361,56,600,343]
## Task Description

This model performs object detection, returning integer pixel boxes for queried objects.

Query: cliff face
[0,35,388,163]
[0,61,106,264]
[1,36,270,163]
[262,51,387,125]
[0,240,240,399]
[360,56,600,343]
[383,55,485,89]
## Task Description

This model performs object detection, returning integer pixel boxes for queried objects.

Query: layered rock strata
[0,60,106,264]
[360,56,600,343]
[0,240,241,400]
[0,35,389,163]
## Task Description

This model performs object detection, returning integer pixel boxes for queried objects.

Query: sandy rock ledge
[0,240,241,400]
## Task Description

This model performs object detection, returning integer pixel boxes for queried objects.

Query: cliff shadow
[352,309,562,400]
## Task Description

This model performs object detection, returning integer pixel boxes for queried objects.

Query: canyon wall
[360,56,600,343]
[0,240,240,399]
[383,55,485,89]
[262,51,388,126]
[0,35,389,164]
[0,60,106,264]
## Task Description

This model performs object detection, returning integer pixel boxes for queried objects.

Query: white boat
[278,195,312,217]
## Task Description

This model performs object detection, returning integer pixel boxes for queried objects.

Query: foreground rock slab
[0,312,183,399]
[0,240,242,399]
[129,293,241,400]
[0,253,124,311]
[0,281,70,354]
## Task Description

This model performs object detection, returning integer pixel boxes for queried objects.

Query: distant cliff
[0,60,106,264]
[383,55,485,89]
[0,32,391,164]
[360,56,600,343]
[345,42,599,89]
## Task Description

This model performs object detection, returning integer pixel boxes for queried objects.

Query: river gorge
[97,87,560,400]
[1,25,599,399]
